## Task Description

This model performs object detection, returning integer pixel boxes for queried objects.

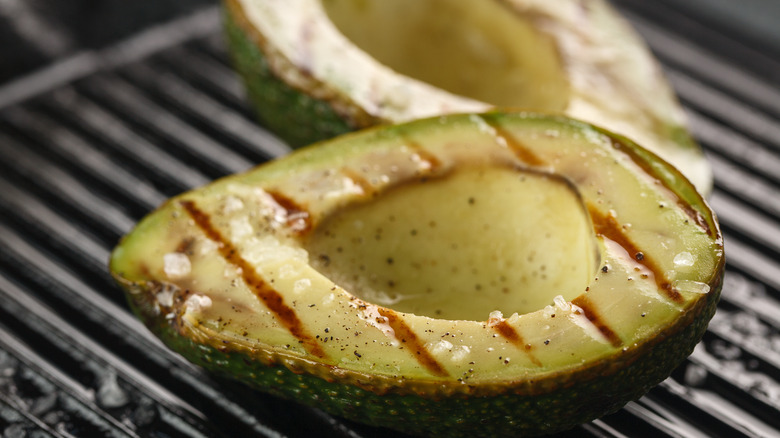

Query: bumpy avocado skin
[223,5,353,148]
[121,269,722,437]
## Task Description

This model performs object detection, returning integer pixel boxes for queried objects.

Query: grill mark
[375,307,449,377]
[339,167,377,196]
[493,320,542,367]
[607,137,713,238]
[401,136,442,173]
[481,119,546,167]
[179,199,327,359]
[265,190,312,234]
[587,204,684,305]
[676,201,713,237]
[571,295,623,348]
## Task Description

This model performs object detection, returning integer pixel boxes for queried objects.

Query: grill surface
[1,2,780,437]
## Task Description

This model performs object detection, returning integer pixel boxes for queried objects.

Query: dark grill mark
[571,295,623,348]
[493,320,542,367]
[266,190,312,234]
[481,120,546,167]
[607,137,714,237]
[180,199,327,359]
[376,307,449,377]
[587,204,684,304]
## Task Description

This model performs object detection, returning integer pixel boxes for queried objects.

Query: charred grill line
[375,307,449,377]
[179,199,327,360]
[479,118,546,167]
[493,320,542,367]
[587,204,685,305]
[571,296,624,348]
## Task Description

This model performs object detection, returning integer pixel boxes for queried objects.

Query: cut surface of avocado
[223,0,712,195]
[307,167,596,320]
[110,112,724,437]
[321,0,569,110]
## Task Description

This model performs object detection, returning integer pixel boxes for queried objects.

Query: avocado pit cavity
[305,166,598,320]
[321,0,569,110]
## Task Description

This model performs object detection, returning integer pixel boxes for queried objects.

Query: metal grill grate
[1,2,780,437]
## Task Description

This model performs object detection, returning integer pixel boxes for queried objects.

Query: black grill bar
[2,2,780,437]
[85,73,254,175]
[0,275,211,438]
[2,106,167,210]
[121,61,291,159]
[0,7,221,111]
[617,3,780,117]
[44,86,211,190]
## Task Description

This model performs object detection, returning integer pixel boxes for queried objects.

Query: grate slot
[668,69,780,152]
[619,6,780,118]
[0,133,135,238]
[720,273,780,327]
[709,309,780,375]
[722,236,780,293]
[687,109,780,185]
[0,326,140,438]
[0,395,62,438]
[122,61,290,159]
[43,87,210,191]
[710,192,780,256]
[623,398,714,438]
[0,177,113,288]
[657,377,778,438]
[709,154,780,219]
[82,73,254,175]
[687,343,780,429]
[2,106,166,211]
[160,44,250,107]
[0,275,228,438]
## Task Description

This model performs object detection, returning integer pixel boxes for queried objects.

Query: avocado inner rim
[305,166,598,321]
[321,0,570,110]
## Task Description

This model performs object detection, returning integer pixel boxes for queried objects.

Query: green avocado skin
[223,6,354,148]
[126,271,721,438]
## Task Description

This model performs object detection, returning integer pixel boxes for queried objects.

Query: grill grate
[2,3,780,437]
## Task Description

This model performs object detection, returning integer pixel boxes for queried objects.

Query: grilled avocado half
[110,112,724,437]
[222,0,712,195]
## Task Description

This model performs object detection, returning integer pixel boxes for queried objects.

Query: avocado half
[110,112,724,437]
[222,0,712,195]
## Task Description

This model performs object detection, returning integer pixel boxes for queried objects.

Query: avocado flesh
[110,112,724,436]
[223,0,713,195]
[307,167,597,320]
[321,0,569,110]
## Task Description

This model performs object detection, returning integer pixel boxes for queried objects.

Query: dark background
[2,0,780,85]
[0,0,211,84]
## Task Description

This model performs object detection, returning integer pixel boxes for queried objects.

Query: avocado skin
[223,4,354,148]
[122,268,722,437]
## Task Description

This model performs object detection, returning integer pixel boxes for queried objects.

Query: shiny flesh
[307,167,596,320]
[111,112,722,390]
[321,0,569,110]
